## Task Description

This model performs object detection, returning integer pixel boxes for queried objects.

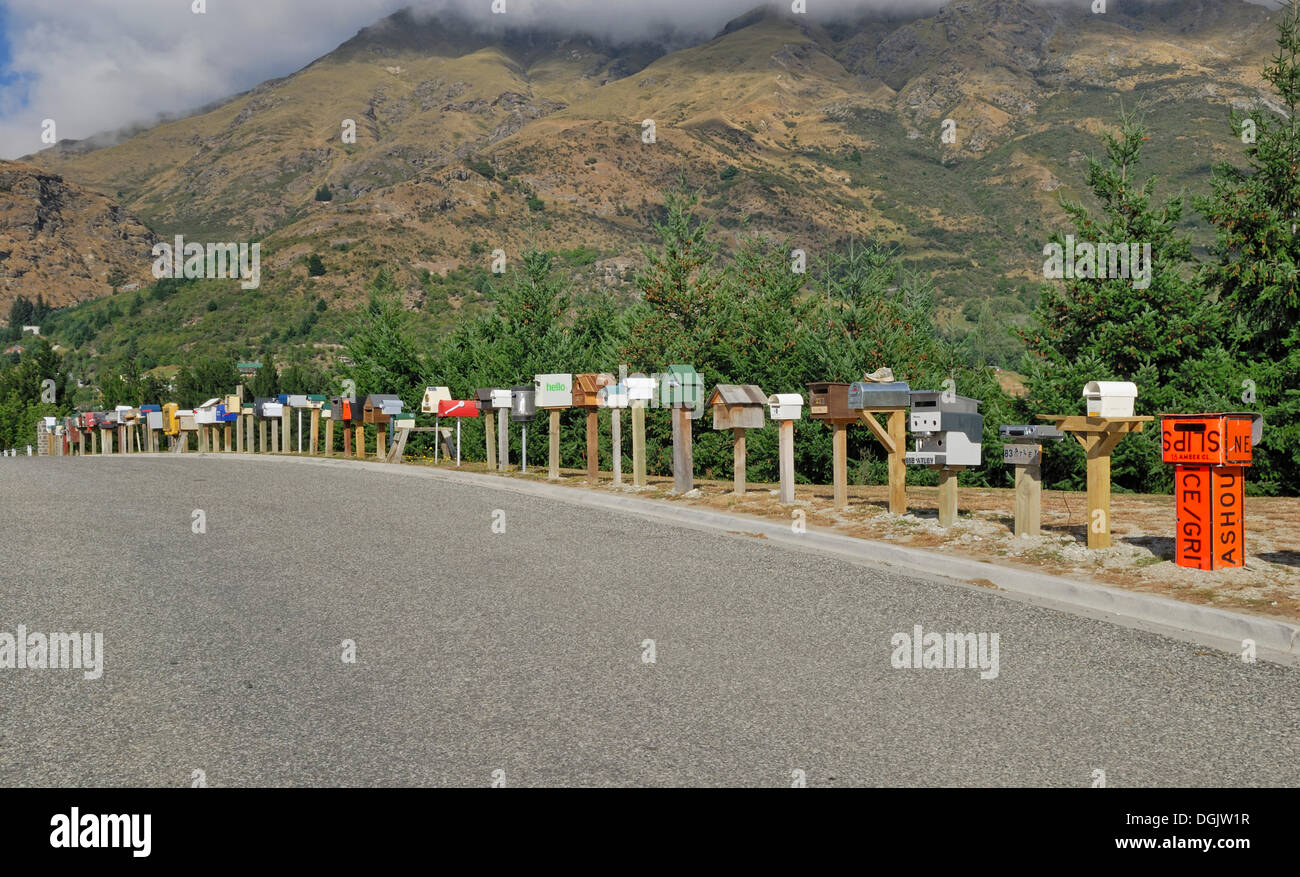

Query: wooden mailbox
[422,386,452,415]
[1163,413,1263,570]
[807,382,853,422]
[999,424,1065,537]
[574,373,614,482]
[710,384,766,495]
[364,394,403,423]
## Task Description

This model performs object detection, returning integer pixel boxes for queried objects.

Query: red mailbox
[1162,413,1262,571]
[437,399,478,418]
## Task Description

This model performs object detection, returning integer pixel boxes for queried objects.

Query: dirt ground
[405,456,1300,625]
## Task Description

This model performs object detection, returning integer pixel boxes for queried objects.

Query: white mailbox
[597,383,630,409]
[195,399,222,425]
[391,412,416,430]
[768,393,803,421]
[146,410,164,431]
[534,373,572,408]
[177,410,197,431]
[262,402,284,419]
[422,386,452,414]
[490,388,513,409]
[1083,381,1138,418]
[286,394,309,408]
[626,376,656,401]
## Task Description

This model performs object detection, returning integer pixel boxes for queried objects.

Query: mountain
[0,161,156,313]
[14,0,1284,372]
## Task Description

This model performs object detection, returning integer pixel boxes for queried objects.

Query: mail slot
[709,384,766,430]
[806,382,852,421]
[847,381,912,409]
[511,386,536,422]
[438,399,478,418]
[364,394,403,423]
[534,374,572,408]
[422,386,452,414]
[1161,413,1263,466]
[768,393,803,421]
[1083,381,1138,418]
[573,373,615,408]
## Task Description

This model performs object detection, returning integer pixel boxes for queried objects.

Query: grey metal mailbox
[847,381,911,409]
[905,391,984,467]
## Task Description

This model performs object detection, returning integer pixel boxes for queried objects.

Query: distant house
[4,345,23,355]
[237,361,262,377]
[21,326,39,336]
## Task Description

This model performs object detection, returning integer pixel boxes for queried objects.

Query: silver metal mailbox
[905,391,983,468]
[847,381,911,409]
[511,386,537,422]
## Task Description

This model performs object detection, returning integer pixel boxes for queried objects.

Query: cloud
[0,0,1282,161]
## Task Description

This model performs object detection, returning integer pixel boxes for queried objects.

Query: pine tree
[1197,0,1300,494]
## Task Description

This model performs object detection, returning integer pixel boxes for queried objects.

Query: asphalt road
[1,455,1296,787]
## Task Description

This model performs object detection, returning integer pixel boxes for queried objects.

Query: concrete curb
[112,452,1300,661]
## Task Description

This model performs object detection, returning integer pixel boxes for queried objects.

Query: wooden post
[118,426,127,454]
[612,409,622,485]
[937,468,959,528]
[342,422,351,457]
[778,419,795,504]
[104,430,113,454]
[485,411,496,471]
[259,421,267,454]
[672,408,693,494]
[632,402,646,487]
[732,427,747,495]
[832,422,848,509]
[325,419,334,457]
[494,409,507,470]
[353,424,363,459]
[887,410,906,515]
[236,416,244,453]
[1015,458,1043,538]
[548,409,560,481]
[79,433,86,456]
[1086,435,1111,549]
[377,425,387,460]
[586,410,599,484]
[271,421,280,454]
[310,409,320,456]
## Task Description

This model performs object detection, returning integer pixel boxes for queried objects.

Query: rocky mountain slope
[20,0,1283,316]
